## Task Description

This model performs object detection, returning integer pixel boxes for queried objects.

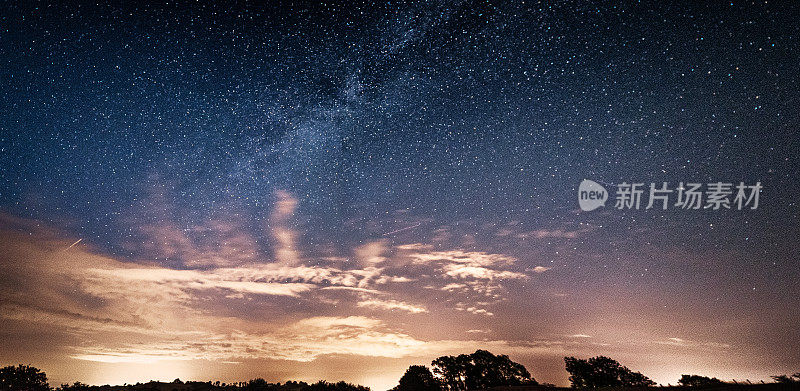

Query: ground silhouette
[2,351,799,391]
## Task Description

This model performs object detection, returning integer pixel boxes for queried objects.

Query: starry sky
[1,1,799,390]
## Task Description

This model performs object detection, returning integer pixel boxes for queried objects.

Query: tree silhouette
[431,350,536,391]
[678,374,724,387]
[52,378,372,391]
[431,355,468,391]
[58,382,91,391]
[392,365,441,391]
[564,356,655,388]
[245,378,269,390]
[771,374,800,384]
[306,381,370,391]
[0,364,49,391]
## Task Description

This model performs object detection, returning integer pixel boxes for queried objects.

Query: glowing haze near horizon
[1,2,799,390]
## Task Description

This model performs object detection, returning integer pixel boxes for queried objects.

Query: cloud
[321,286,384,294]
[395,243,433,251]
[458,306,494,317]
[122,181,262,267]
[654,338,731,349]
[268,315,429,361]
[516,229,580,239]
[69,315,588,364]
[132,216,262,268]
[406,249,517,267]
[273,190,299,218]
[271,190,302,266]
[374,275,414,284]
[354,240,388,265]
[400,248,527,282]
[70,316,429,363]
[0,224,436,364]
[0,212,559,371]
[440,283,468,291]
[442,264,527,280]
[531,266,552,273]
[87,266,317,297]
[357,299,428,313]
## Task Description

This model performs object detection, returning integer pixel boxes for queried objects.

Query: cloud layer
[0,192,752,388]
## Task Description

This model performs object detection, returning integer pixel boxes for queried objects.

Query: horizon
[5,353,795,390]
[1,2,798,391]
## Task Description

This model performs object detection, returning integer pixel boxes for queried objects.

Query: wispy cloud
[354,240,389,265]
[655,337,731,349]
[271,190,302,266]
[89,266,317,297]
[406,249,518,267]
[357,299,428,313]
[0,209,556,371]
[530,266,552,273]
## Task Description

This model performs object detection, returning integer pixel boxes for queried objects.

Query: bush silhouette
[306,381,370,391]
[0,364,50,391]
[678,375,724,387]
[564,356,654,388]
[771,374,800,384]
[58,382,91,391]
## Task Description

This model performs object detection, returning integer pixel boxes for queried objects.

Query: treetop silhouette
[564,356,655,388]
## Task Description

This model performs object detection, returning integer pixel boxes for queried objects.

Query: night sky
[1,1,799,389]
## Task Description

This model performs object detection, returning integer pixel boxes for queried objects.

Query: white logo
[577,180,762,211]
[578,179,608,211]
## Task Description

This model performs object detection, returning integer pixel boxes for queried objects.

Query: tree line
[2,351,799,391]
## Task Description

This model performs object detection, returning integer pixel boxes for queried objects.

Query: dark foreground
[489,385,800,391]
[54,382,800,391]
